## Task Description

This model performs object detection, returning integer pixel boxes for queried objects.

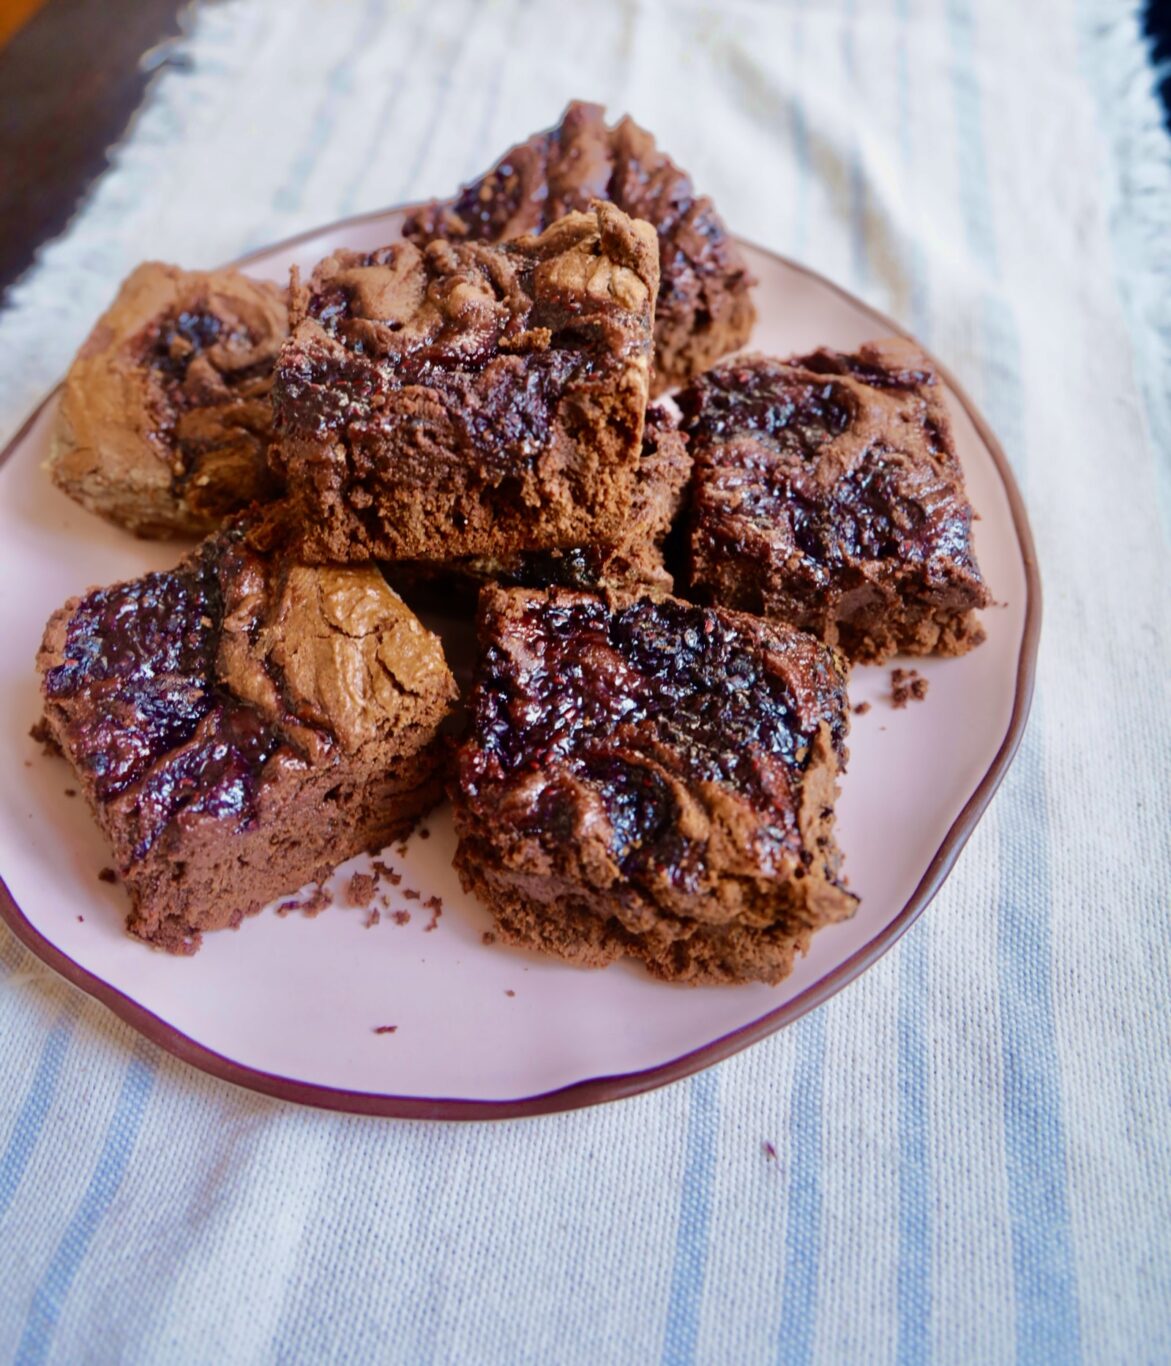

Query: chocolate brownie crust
[403,100,756,392]
[452,586,856,985]
[50,263,287,538]
[274,203,659,564]
[38,514,457,952]
[680,340,991,663]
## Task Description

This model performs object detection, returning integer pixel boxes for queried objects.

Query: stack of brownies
[37,102,989,983]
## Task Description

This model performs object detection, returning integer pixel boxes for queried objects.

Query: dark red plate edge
[0,218,1042,1123]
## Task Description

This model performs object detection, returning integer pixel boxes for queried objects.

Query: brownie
[50,263,287,537]
[36,513,457,953]
[273,203,659,564]
[679,340,992,663]
[387,404,691,599]
[451,586,857,986]
[403,100,756,393]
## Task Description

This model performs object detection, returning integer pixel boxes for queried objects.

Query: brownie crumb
[423,896,443,933]
[30,719,61,756]
[97,867,117,884]
[504,989,516,998]
[365,908,381,928]
[482,931,497,945]
[275,898,301,917]
[372,859,402,886]
[891,668,929,708]
[852,701,871,716]
[418,827,431,840]
[346,871,377,909]
[392,909,411,926]
[373,1024,398,1035]
[64,788,77,798]
[763,1140,778,1162]
[76,915,84,923]
[301,884,333,917]
[403,888,421,901]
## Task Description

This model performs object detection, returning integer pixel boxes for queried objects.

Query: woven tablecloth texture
[1,1,1168,1361]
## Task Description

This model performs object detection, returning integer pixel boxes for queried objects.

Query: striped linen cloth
[1,1,1168,1360]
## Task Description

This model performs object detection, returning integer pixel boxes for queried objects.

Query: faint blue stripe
[791,1,811,256]
[996,727,1081,1364]
[896,932,931,1366]
[661,1068,719,1366]
[944,0,997,270]
[0,1011,77,1223]
[944,5,1080,1349]
[906,250,929,342]
[272,0,388,215]
[841,0,868,287]
[979,292,1081,1363]
[336,2,431,215]
[895,0,929,338]
[468,0,532,168]
[15,1049,155,1366]
[396,0,480,201]
[776,1009,825,1366]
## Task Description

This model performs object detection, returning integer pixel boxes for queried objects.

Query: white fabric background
[1,1,1169,1361]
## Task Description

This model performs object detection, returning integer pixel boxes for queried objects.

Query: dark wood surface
[0,0,188,299]
[0,0,47,48]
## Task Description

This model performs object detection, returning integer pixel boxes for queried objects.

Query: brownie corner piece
[49,262,287,538]
[451,585,856,986]
[403,98,756,393]
[680,339,992,663]
[273,201,659,565]
[36,515,457,953]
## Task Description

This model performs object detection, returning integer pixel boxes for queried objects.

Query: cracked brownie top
[679,340,991,659]
[39,512,456,861]
[273,203,660,562]
[402,100,756,391]
[457,586,850,894]
[50,263,288,537]
[278,203,657,447]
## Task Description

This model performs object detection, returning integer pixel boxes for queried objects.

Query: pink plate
[0,211,1039,1119]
